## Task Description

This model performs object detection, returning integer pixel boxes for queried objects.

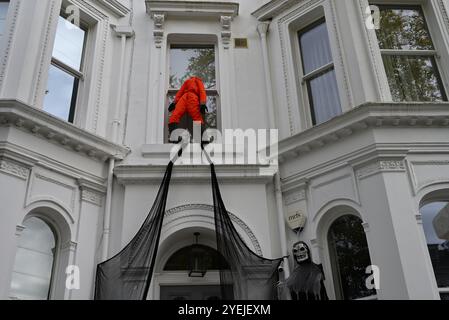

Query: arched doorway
[327,214,375,300]
[154,227,233,300]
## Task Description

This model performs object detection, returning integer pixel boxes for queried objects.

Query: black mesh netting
[210,163,284,300]
[94,160,284,300]
[94,162,173,300]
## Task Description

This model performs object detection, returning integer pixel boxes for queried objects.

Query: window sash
[44,13,87,123]
[51,57,84,80]
[302,61,334,83]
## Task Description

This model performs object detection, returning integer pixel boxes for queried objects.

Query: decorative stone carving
[356,160,406,180]
[81,189,104,206]
[165,204,263,255]
[152,13,165,48]
[0,159,30,180]
[221,15,232,49]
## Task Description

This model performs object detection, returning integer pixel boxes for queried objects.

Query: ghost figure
[279,241,328,300]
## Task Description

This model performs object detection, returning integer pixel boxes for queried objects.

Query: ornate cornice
[145,1,239,19]
[96,0,131,18]
[115,163,274,184]
[252,0,303,21]
[278,102,449,162]
[0,99,130,161]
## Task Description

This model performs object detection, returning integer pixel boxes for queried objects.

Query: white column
[257,22,276,129]
[356,158,440,299]
[146,13,166,144]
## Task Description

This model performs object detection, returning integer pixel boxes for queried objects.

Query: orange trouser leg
[187,102,204,124]
[168,98,187,124]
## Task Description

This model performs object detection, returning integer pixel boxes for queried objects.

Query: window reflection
[298,19,342,125]
[9,217,56,300]
[169,46,216,90]
[375,5,447,102]
[52,15,85,71]
[44,15,86,123]
[420,202,449,290]
[328,215,376,300]
[168,45,218,140]
[0,1,9,36]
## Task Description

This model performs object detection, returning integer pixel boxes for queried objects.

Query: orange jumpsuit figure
[168,76,208,141]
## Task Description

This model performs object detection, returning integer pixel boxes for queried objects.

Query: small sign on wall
[286,210,307,232]
[234,38,248,48]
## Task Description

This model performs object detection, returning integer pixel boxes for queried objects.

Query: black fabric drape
[211,164,283,300]
[94,162,173,300]
[94,160,283,300]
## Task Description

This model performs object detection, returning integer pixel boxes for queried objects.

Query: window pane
[328,215,376,300]
[43,64,78,122]
[308,70,342,125]
[299,21,333,74]
[169,46,216,89]
[376,7,434,50]
[420,202,449,288]
[0,2,9,36]
[9,217,56,300]
[382,55,446,102]
[53,15,85,70]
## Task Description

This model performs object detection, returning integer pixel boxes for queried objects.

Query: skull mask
[292,241,310,264]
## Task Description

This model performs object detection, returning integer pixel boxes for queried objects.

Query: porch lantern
[188,232,208,278]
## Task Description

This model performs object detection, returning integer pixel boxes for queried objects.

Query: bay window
[298,18,342,126]
[375,5,447,102]
[43,14,87,123]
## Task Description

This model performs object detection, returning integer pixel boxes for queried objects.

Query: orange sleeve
[197,78,207,105]
[174,80,188,103]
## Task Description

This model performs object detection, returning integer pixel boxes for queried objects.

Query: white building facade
[0,0,449,300]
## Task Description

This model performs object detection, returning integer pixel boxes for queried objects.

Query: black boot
[168,123,181,144]
[201,124,214,149]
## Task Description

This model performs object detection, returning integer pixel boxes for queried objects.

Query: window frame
[373,3,448,102]
[45,12,88,124]
[0,0,10,37]
[165,42,221,142]
[297,17,342,126]
[419,195,449,299]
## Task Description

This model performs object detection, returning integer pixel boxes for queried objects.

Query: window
[420,201,449,300]
[328,215,376,300]
[168,45,218,139]
[9,217,57,300]
[0,0,9,37]
[375,5,447,102]
[43,14,87,123]
[298,19,342,126]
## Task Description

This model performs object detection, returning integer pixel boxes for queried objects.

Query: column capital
[257,22,270,37]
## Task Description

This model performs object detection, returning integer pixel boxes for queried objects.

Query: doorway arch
[151,204,262,300]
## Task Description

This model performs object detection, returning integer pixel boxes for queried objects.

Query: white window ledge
[145,0,239,18]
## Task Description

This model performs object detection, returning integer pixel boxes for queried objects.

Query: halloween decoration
[280,241,328,300]
[168,76,208,143]
[95,156,284,300]
[94,162,174,300]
